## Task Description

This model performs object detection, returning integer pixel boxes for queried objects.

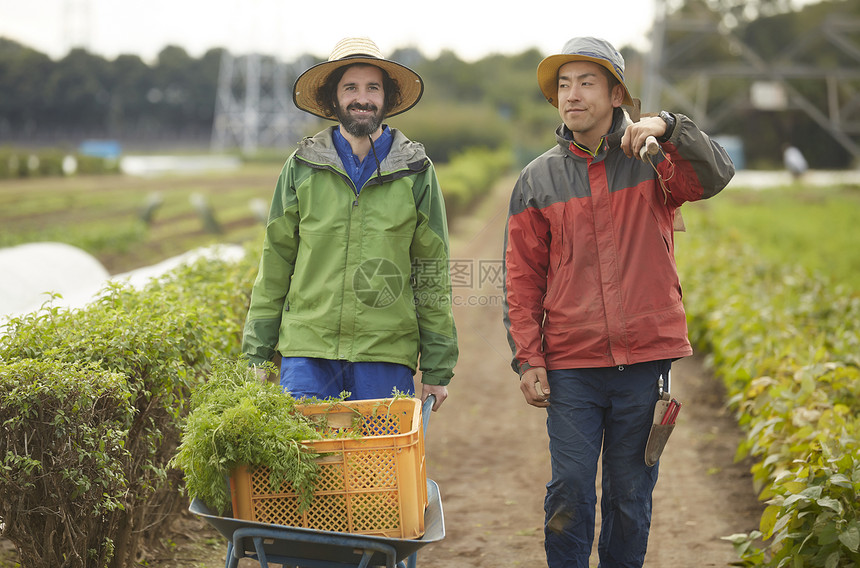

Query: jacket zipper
[337,186,360,360]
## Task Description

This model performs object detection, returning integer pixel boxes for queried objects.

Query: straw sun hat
[536,37,634,108]
[293,37,424,120]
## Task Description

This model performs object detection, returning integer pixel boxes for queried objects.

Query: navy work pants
[544,360,669,568]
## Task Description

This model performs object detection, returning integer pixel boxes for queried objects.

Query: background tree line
[0,0,857,169]
[0,42,222,147]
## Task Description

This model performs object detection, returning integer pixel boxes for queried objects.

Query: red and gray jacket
[503,110,734,374]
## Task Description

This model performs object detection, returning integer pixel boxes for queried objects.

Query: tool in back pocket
[645,372,681,467]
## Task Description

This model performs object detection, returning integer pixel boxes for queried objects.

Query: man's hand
[421,383,448,411]
[520,367,550,408]
[620,116,667,160]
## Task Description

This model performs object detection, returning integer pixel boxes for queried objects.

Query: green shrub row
[437,146,513,218]
[0,148,119,179]
[677,228,860,567]
[0,247,259,567]
[388,102,513,164]
[0,360,133,567]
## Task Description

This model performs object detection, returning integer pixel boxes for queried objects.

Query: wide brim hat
[537,37,634,108]
[293,37,424,120]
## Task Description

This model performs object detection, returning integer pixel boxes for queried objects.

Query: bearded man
[242,37,457,411]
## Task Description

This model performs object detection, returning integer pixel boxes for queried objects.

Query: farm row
[678,183,860,567]
[0,148,509,274]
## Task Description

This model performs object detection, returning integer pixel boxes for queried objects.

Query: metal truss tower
[210,52,314,153]
[642,0,860,160]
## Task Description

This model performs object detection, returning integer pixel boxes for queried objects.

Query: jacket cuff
[420,373,451,386]
[517,358,546,377]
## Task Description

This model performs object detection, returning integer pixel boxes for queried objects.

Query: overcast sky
[0,0,669,63]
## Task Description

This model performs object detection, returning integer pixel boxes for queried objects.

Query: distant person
[783,144,808,180]
[503,37,735,567]
[242,37,457,411]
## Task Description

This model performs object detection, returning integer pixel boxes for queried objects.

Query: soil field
[0,175,764,567]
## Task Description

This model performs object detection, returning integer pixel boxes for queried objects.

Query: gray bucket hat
[537,37,634,107]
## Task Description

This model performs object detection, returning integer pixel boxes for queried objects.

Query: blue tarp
[78,139,122,159]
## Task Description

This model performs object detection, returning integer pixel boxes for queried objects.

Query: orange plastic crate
[230,397,427,538]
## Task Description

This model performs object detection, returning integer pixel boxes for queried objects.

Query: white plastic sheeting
[0,242,111,318]
[0,242,246,321]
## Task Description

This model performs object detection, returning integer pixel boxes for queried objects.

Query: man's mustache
[348,103,379,112]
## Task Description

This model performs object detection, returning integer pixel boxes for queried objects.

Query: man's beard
[336,102,385,137]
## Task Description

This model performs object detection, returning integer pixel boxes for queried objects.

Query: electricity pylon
[210,51,313,153]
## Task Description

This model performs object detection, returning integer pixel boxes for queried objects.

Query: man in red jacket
[503,37,734,567]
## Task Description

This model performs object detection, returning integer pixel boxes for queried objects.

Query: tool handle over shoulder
[639,135,660,160]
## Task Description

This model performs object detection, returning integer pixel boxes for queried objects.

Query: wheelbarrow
[189,395,444,568]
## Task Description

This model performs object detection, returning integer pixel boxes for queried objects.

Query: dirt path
[0,175,764,568]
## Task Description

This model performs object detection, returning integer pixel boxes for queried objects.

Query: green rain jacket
[242,126,458,386]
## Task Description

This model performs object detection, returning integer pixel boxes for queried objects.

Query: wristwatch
[657,110,676,143]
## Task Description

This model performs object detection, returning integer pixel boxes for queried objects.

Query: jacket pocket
[545,205,574,307]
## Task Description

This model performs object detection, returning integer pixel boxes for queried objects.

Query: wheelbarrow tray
[189,479,445,568]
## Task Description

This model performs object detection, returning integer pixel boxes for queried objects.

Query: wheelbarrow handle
[421,395,435,437]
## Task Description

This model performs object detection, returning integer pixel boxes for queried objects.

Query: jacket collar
[557,108,631,159]
[297,125,428,175]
